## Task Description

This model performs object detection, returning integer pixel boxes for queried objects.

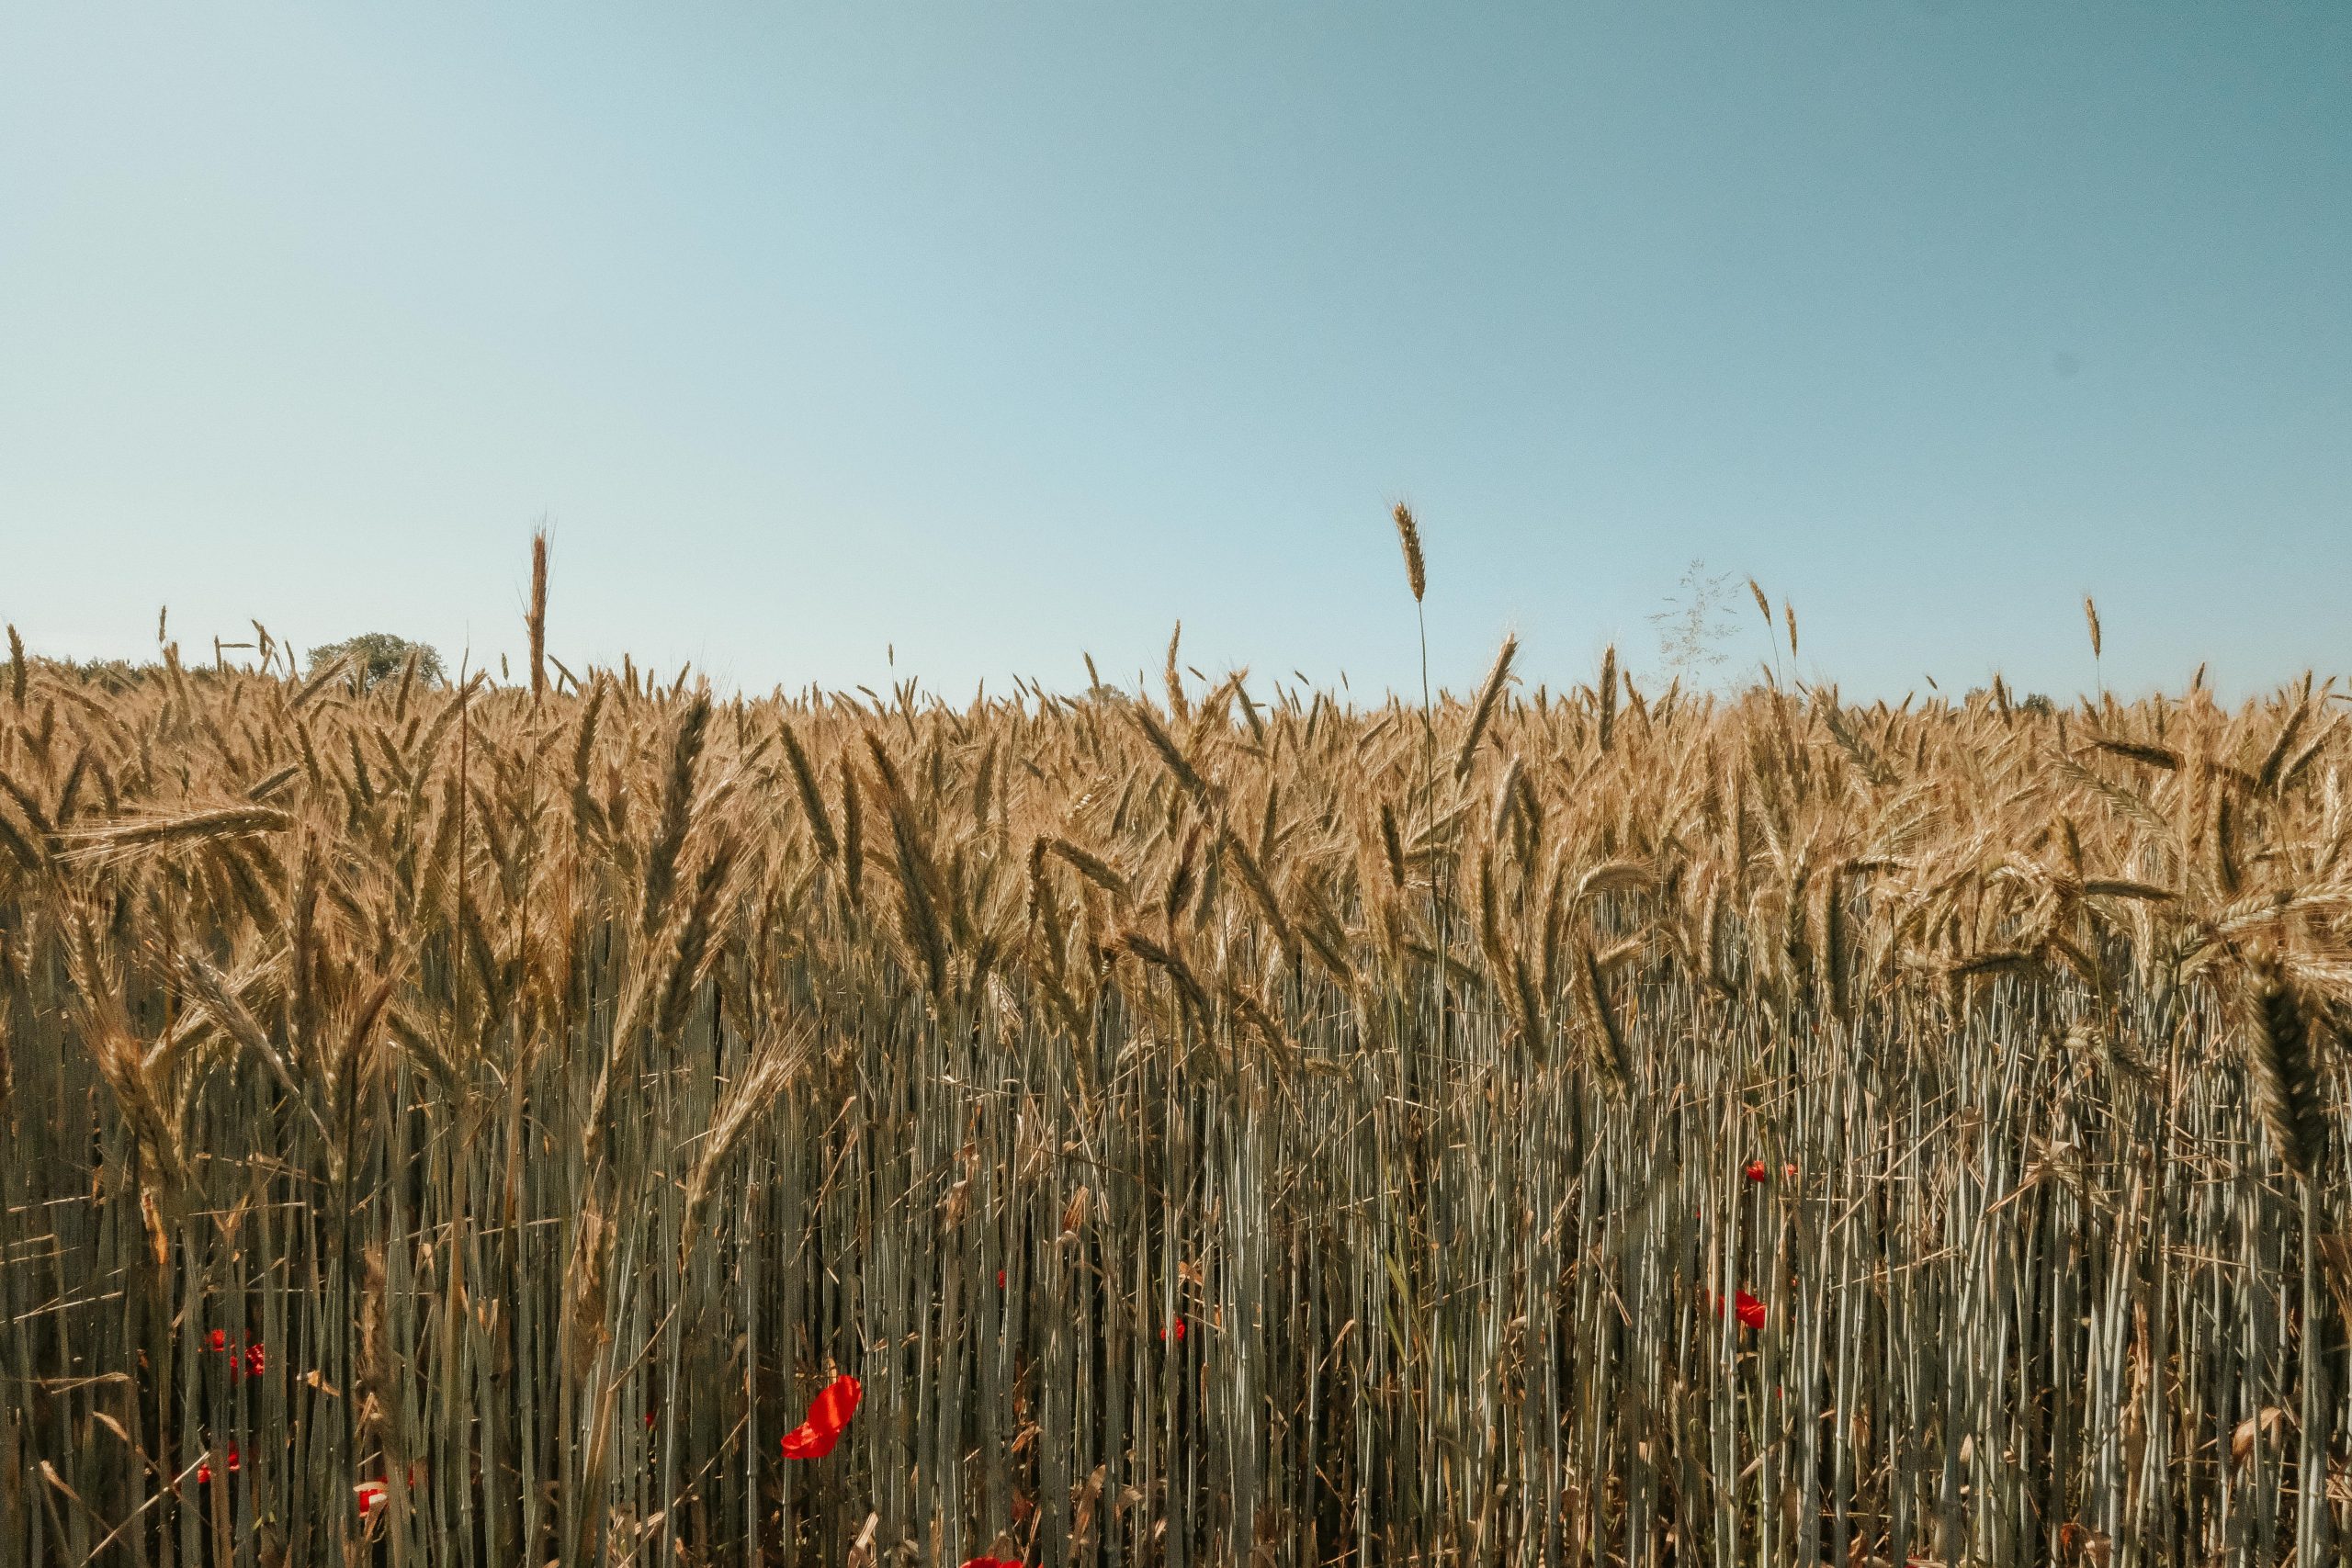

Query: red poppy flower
[779,1373,860,1460]
[1784,1162,1798,1180]
[1709,1289,1768,1331]
[244,1341,266,1378]
[997,1269,1007,1291]
[209,1329,227,1353]
[197,1462,212,1486]
[1744,1158,1768,1183]
[1159,1317,1186,1342]
[226,1444,240,1472]
[356,1480,386,1517]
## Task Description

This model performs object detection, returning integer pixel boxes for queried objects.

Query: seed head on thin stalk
[2086,593,2103,702]
[1393,504,1426,604]
[527,525,551,705]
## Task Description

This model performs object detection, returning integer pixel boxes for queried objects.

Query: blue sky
[3,4,2346,704]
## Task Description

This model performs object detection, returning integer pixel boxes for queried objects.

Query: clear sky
[3,4,2346,705]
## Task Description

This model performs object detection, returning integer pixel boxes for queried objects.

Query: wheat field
[1,581,2347,1566]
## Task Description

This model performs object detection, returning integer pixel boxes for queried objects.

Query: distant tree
[35,655,152,691]
[1960,683,2055,717]
[1648,558,1742,686]
[308,633,444,691]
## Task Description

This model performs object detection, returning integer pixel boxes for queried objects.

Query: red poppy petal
[807,1373,861,1434]
[197,1464,211,1486]
[1744,1159,1767,1183]
[779,1420,838,1460]
[209,1329,226,1351]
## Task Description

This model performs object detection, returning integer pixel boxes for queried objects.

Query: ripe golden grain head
[1392,503,1427,604]
[2245,961,2329,1181]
